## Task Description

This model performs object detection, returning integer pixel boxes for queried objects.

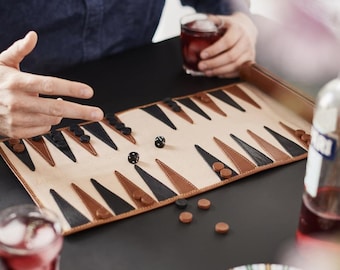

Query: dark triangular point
[140,104,177,130]
[50,189,90,228]
[3,140,35,171]
[194,144,237,180]
[91,178,135,215]
[177,97,211,120]
[230,134,273,166]
[134,165,177,201]
[210,89,245,112]
[44,130,76,162]
[264,126,307,157]
[82,122,117,150]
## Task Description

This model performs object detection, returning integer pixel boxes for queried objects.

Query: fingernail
[81,88,93,97]
[91,109,103,120]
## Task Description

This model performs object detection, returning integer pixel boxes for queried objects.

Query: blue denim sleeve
[180,0,250,15]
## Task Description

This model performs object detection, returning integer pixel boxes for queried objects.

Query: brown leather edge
[0,146,44,208]
[239,61,314,123]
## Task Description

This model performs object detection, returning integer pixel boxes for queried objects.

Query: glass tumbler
[0,205,63,270]
[180,13,226,76]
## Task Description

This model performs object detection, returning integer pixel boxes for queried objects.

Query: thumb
[0,31,38,69]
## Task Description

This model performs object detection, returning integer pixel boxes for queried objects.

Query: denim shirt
[0,0,246,74]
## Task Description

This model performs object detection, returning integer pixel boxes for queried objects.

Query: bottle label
[310,127,337,160]
[304,127,337,197]
[304,146,322,197]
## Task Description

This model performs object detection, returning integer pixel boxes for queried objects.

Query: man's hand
[0,31,104,138]
[199,12,258,78]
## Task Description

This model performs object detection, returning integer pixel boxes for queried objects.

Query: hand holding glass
[180,13,226,76]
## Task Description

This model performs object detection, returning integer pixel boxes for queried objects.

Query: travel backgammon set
[0,63,314,235]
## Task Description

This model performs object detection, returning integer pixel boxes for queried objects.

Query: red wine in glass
[180,14,226,76]
[0,205,63,270]
[296,186,340,250]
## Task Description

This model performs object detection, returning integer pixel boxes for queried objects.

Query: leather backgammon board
[0,63,314,235]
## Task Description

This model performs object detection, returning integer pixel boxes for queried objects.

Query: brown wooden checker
[0,63,314,235]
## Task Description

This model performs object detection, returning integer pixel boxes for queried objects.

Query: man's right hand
[0,31,104,139]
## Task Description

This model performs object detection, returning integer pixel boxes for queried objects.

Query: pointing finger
[3,71,95,99]
[44,98,104,121]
